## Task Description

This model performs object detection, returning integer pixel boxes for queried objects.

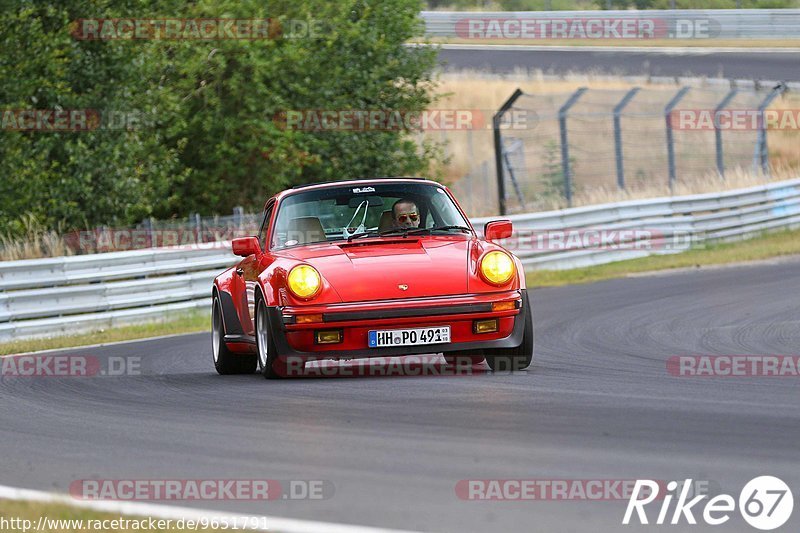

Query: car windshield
[271,182,470,249]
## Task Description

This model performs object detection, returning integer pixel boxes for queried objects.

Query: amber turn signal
[297,314,324,324]
[315,330,342,344]
[473,319,499,334]
[491,301,517,312]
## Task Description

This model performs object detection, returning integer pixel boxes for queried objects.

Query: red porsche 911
[211,178,533,378]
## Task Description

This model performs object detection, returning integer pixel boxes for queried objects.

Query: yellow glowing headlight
[480,251,515,285]
[287,265,321,299]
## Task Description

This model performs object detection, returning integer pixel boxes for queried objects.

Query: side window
[259,204,274,251]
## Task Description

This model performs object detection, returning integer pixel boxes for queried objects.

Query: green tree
[0,0,440,235]
[0,1,186,236]
[158,0,439,215]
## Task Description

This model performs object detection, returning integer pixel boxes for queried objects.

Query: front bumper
[258,289,528,359]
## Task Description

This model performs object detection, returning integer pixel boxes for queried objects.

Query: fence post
[481,160,489,215]
[193,213,202,244]
[664,86,690,192]
[502,139,527,211]
[713,88,738,179]
[559,87,587,207]
[233,206,244,236]
[142,217,155,249]
[753,83,786,176]
[613,88,640,190]
[493,88,524,216]
[466,168,473,216]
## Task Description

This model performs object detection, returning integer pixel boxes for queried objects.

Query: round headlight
[480,251,515,285]
[287,265,321,299]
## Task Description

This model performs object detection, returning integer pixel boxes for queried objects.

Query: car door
[235,200,276,334]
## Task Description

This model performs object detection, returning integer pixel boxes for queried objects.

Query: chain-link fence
[450,83,792,216]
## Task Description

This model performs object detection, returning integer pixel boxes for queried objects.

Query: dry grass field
[429,71,800,215]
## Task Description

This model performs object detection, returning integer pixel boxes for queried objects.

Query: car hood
[282,237,470,302]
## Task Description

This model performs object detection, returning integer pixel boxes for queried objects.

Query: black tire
[484,291,534,372]
[212,296,257,375]
[255,298,284,379]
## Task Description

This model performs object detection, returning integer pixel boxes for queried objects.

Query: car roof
[266,177,444,208]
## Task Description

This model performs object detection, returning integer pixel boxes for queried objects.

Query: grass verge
[0,310,209,356]
[0,499,218,532]
[527,228,800,288]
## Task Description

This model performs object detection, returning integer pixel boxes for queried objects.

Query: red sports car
[211,178,533,378]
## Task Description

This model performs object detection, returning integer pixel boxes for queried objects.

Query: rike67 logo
[623,476,793,530]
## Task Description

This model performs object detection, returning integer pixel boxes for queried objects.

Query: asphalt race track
[437,46,800,82]
[2,259,800,532]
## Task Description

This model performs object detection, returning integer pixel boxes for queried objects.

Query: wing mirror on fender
[484,220,513,241]
[232,237,261,257]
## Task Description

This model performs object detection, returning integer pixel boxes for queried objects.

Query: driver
[392,199,420,229]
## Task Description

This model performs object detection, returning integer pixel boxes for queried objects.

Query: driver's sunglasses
[397,213,419,223]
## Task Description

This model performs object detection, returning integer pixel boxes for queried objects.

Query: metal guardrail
[473,178,800,270]
[0,246,235,341]
[421,10,800,40]
[1,178,799,341]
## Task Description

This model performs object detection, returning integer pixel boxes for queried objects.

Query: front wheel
[212,296,256,375]
[484,292,534,372]
[255,299,283,379]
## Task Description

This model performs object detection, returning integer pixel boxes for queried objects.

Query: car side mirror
[232,236,261,257]
[484,220,513,241]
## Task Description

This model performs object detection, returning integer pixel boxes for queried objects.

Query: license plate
[368,326,451,348]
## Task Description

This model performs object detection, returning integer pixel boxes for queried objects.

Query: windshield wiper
[428,225,472,234]
[378,228,410,237]
[346,231,378,242]
[378,225,472,238]
[402,225,472,236]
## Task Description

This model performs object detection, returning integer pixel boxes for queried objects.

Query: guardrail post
[494,88,524,216]
[664,86,691,192]
[714,88,738,179]
[613,88,640,190]
[559,87,587,207]
[753,83,786,176]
